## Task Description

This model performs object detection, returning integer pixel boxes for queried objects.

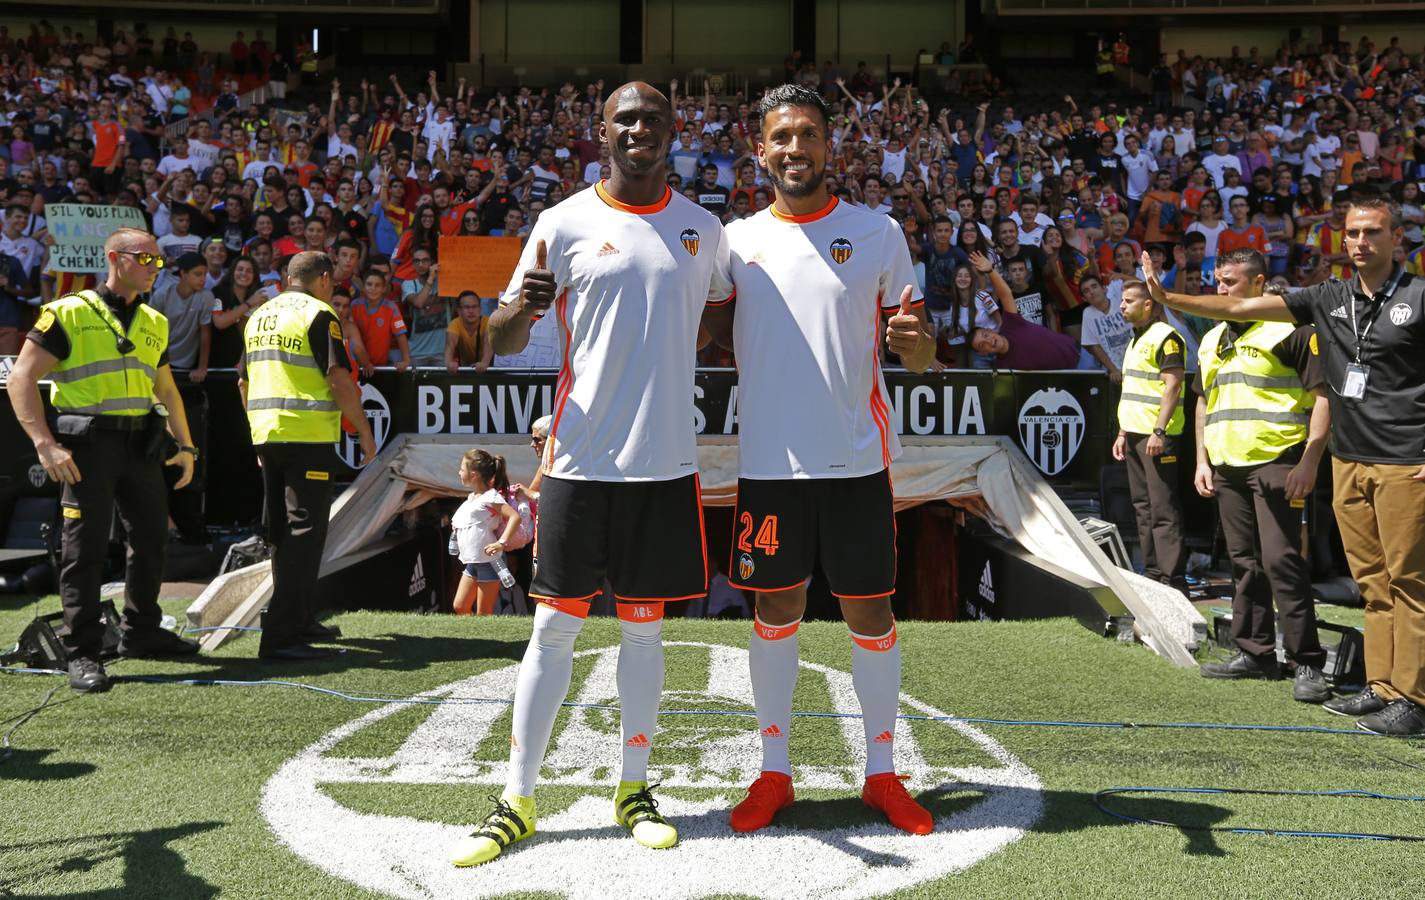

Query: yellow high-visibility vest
[243,291,340,445]
[43,290,166,417]
[1198,320,1313,467]
[1117,319,1185,436]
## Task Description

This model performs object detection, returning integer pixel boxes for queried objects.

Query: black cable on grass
[1,683,65,765]
[1093,786,1425,842]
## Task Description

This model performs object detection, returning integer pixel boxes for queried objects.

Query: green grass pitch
[1,593,1421,899]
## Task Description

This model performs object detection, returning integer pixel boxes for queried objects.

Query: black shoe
[67,657,111,693]
[1199,651,1280,680]
[119,627,201,658]
[1322,686,1386,718]
[1291,665,1331,703]
[1356,699,1425,736]
[302,622,342,642]
[259,643,339,662]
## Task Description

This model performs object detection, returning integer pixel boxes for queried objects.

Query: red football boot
[730,771,795,833]
[862,773,933,835]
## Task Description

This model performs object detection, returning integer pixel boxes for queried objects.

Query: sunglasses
[117,250,165,268]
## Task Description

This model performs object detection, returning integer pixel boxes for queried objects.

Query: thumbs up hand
[885,284,925,359]
[521,238,556,312]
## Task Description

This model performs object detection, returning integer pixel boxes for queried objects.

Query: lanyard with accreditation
[1343,275,1393,401]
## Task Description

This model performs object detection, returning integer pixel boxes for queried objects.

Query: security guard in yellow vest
[1194,248,1332,700]
[1112,280,1189,587]
[7,228,200,693]
[238,251,374,661]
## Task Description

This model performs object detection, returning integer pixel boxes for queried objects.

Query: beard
[768,162,825,198]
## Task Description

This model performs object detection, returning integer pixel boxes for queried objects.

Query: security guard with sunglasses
[1193,248,1331,700]
[8,228,201,694]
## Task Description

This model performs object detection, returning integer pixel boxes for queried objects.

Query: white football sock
[616,605,665,784]
[749,615,801,776]
[851,622,901,778]
[506,603,585,798]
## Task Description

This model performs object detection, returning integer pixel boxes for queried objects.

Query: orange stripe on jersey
[532,594,598,618]
[868,296,893,469]
[544,289,573,473]
[851,622,898,651]
[706,287,736,307]
[694,474,709,592]
[770,196,839,223]
[594,180,672,215]
[616,602,665,623]
[753,616,801,641]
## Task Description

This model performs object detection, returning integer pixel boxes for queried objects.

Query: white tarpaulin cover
[193,434,1200,665]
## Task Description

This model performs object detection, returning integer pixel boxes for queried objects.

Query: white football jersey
[724,197,922,479]
[500,182,733,481]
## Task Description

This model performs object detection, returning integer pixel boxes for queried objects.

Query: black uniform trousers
[1123,432,1186,583]
[165,381,209,544]
[257,442,334,654]
[1213,450,1326,668]
[58,428,169,659]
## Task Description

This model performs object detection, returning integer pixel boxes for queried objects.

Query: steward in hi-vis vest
[1194,247,1332,699]
[237,251,374,662]
[6,228,201,693]
[1112,280,1188,588]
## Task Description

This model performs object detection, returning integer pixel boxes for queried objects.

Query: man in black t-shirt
[1141,196,1425,736]
[994,219,1046,292]
[695,164,730,217]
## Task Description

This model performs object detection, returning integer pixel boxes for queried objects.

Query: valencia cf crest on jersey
[680,228,701,256]
[829,238,853,264]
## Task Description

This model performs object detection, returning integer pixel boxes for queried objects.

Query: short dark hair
[1348,191,1404,229]
[1216,247,1268,279]
[931,214,954,227]
[287,250,333,285]
[757,83,832,132]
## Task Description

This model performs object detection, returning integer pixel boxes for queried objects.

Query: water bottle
[448,530,459,557]
[490,552,516,589]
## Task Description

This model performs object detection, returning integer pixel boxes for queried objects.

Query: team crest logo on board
[1389,302,1412,326]
[336,382,391,470]
[829,238,853,264]
[1017,388,1086,477]
[738,552,755,581]
[262,642,1042,899]
[680,228,701,256]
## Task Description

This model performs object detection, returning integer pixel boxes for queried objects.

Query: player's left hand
[1411,464,1425,482]
[166,448,195,490]
[885,285,924,358]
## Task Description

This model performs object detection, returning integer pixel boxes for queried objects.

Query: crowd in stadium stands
[1,20,1423,376]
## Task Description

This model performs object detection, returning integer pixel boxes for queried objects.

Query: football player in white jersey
[450,82,734,867]
[707,84,938,835]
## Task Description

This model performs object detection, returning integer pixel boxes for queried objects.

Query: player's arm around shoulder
[489,219,560,356]
[700,216,738,352]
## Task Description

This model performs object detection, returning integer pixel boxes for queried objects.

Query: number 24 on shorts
[737,513,780,556]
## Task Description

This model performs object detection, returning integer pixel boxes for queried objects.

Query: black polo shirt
[1283,267,1425,464]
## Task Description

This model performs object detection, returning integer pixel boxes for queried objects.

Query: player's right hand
[37,441,81,485]
[521,239,556,311]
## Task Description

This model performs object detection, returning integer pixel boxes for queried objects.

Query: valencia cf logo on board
[738,552,756,581]
[680,228,701,256]
[1017,388,1086,477]
[829,238,853,264]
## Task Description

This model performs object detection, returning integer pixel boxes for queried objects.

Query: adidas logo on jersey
[597,242,620,257]
[873,730,895,744]
[761,724,785,739]
[1329,305,1349,319]
[626,733,650,748]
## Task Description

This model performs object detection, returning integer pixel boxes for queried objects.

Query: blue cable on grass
[1093,786,1425,842]
[0,666,1401,737]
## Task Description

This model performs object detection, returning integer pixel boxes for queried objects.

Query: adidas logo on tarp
[761,724,784,738]
[625,733,650,748]
[978,562,995,604]
[408,556,427,597]
[873,729,895,744]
